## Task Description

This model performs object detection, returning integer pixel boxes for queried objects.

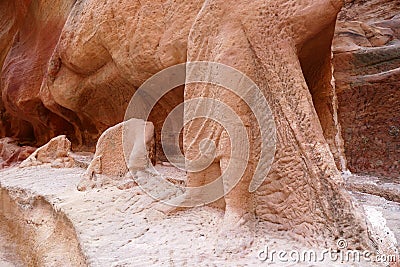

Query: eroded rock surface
[0,0,77,146]
[77,119,155,191]
[333,0,400,179]
[20,135,75,168]
[0,138,35,169]
[173,0,374,252]
[1,166,397,266]
[0,185,88,266]
[0,0,188,152]
[0,0,397,257]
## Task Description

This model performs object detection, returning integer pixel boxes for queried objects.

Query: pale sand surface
[0,226,24,267]
[0,165,396,266]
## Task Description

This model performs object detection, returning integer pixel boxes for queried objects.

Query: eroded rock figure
[39,0,192,150]
[19,135,74,168]
[43,0,371,250]
[77,119,155,191]
[0,0,386,253]
[174,0,374,251]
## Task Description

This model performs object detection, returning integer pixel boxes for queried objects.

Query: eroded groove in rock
[0,187,88,266]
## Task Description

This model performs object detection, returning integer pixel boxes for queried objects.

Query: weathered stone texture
[333,0,400,179]
[0,0,396,252]
[19,135,75,168]
[77,119,155,191]
[0,0,77,146]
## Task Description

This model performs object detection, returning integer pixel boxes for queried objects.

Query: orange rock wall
[0,0,398,180]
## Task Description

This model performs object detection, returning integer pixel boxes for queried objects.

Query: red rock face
[0,138,36,169]
[333,0,400,179]
[0,0,31,139]
[0,0,187,155]
[0,0,76,145]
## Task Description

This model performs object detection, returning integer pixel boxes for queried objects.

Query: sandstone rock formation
[0,0,397,255]
[0,138,35,169]
[20,135,74,168]
[39,0,191,151]
[339,0,400,23]
[173,0,375,251]
[77,119,155,191]
[0,185,88,266]
[0,0,77,146]
[0,0,398,181]
[0,0,30,140]
[333,0,400,179]
[0,1,30,76]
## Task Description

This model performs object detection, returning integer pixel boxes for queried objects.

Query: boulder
[77,119,155,191]
[19,135,74,168]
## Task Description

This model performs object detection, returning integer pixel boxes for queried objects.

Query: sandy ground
[0,165,398,266]
[0,226,23,267]
[352,192,400,246]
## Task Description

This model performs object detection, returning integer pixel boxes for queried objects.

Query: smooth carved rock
[19,135,74,168]
[0,0,31,140]
[0,0,77,146]
[39,0,192,150]
[77,119,155,191]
